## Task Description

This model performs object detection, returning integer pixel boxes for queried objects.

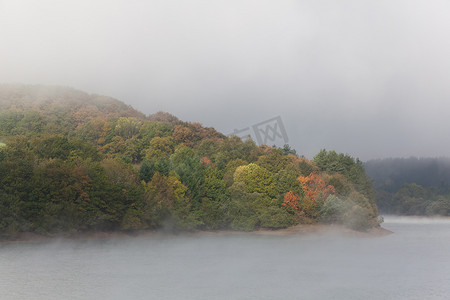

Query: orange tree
[283,172,335,218]
[282,191,300,211]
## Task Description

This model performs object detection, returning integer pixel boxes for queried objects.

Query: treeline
[365,157,450,216]
[0,85,380,237]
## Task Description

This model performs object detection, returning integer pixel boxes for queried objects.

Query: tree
[173,125,195,147]
[274,163,303,199]
[139,160,156,182]
[32,135,71,160]
[170,146,205,208]
[233,163,276,198]
[138,172,198,231]
[0,112,23,136]
[145,136,175,160]
[258,206,297,229]
[282,191,300,211]
[140,121,174,143]
[0,85,383,236]
[198,167,229,229]
[76,117,112,145]
[30,159,89,233]
[114,117,141,139]
[256,148,291,173]
[281,144,297,155]
[195,139,220,160]
[297,172,335,218]
[0,138,36,234]
[225,182,260,231]
[16,111,46,135]
[223,158,248,187]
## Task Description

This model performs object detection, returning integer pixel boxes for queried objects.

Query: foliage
[320,195,375,231]
[314,149,373,199]
[281,144,297,156]
[145,136,175,160]
[273,162,303,198]
[282,191,300,210]
[225,183,260,231]
[0,84,381,237]
[233,163,276,198]
[365,157,450,216]
[258,206,297,229]
[256,148,291,173]
[297,172,335,218]
[114,117,141,139]
[386,183,450,216]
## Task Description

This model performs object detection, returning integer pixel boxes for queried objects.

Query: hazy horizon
[2,0,450,160]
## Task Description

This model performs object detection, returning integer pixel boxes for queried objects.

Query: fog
[383,215,450,225]
[1,216,449,299]
[1,0,450,159]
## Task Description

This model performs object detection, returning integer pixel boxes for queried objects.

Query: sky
[1,0,450,160]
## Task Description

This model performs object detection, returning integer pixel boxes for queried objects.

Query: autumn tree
[0,85,382,236]
[297,172,335,218]
[282,191,300,211]
[314,149,373,200]
[173,125,195,147]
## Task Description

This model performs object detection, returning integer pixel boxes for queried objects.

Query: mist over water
[1,217,449,300]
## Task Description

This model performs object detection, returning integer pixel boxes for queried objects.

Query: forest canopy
[365,157,450,216]
[0,85,381,237]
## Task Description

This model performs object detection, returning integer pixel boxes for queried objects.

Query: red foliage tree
[282,191,300,210]
[297,172,335,217]
[201,156,215,167]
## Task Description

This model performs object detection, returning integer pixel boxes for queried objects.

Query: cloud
[1,0,450,160]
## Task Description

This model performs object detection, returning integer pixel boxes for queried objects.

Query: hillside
[0,85,380,237]
[365,157,450,216]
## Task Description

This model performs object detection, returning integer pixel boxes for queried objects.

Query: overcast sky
[1,0,450,160]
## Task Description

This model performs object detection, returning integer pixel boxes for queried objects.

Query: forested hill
[0,84,380,237]
[365,157,450,216]
[0,84,146,137]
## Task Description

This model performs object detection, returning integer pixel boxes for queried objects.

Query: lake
[1,216,449,300]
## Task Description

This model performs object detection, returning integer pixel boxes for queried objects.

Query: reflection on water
[1,216,449,300]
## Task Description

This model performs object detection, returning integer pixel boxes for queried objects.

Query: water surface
[1,216,449,299]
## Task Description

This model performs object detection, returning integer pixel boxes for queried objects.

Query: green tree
[274,163,303,200]
[145,136,175,160]
[233,163,276,198]
[114,117,142,139]
[198,167,229,229]
[138,172,198,231]
[257,148,291,173]
[32,136,71,160]
[16,111,46,135]
[170,146,205,208]
[225,183,260,231]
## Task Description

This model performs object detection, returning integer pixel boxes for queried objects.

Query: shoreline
[202,224,393,238]
[0,224,392,244]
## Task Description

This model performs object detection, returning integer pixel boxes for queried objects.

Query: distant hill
[365,157,450,193]
[0,84,145,136]
[0,84,380,238]
[365,157,450,216]
[0,84,142,116]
